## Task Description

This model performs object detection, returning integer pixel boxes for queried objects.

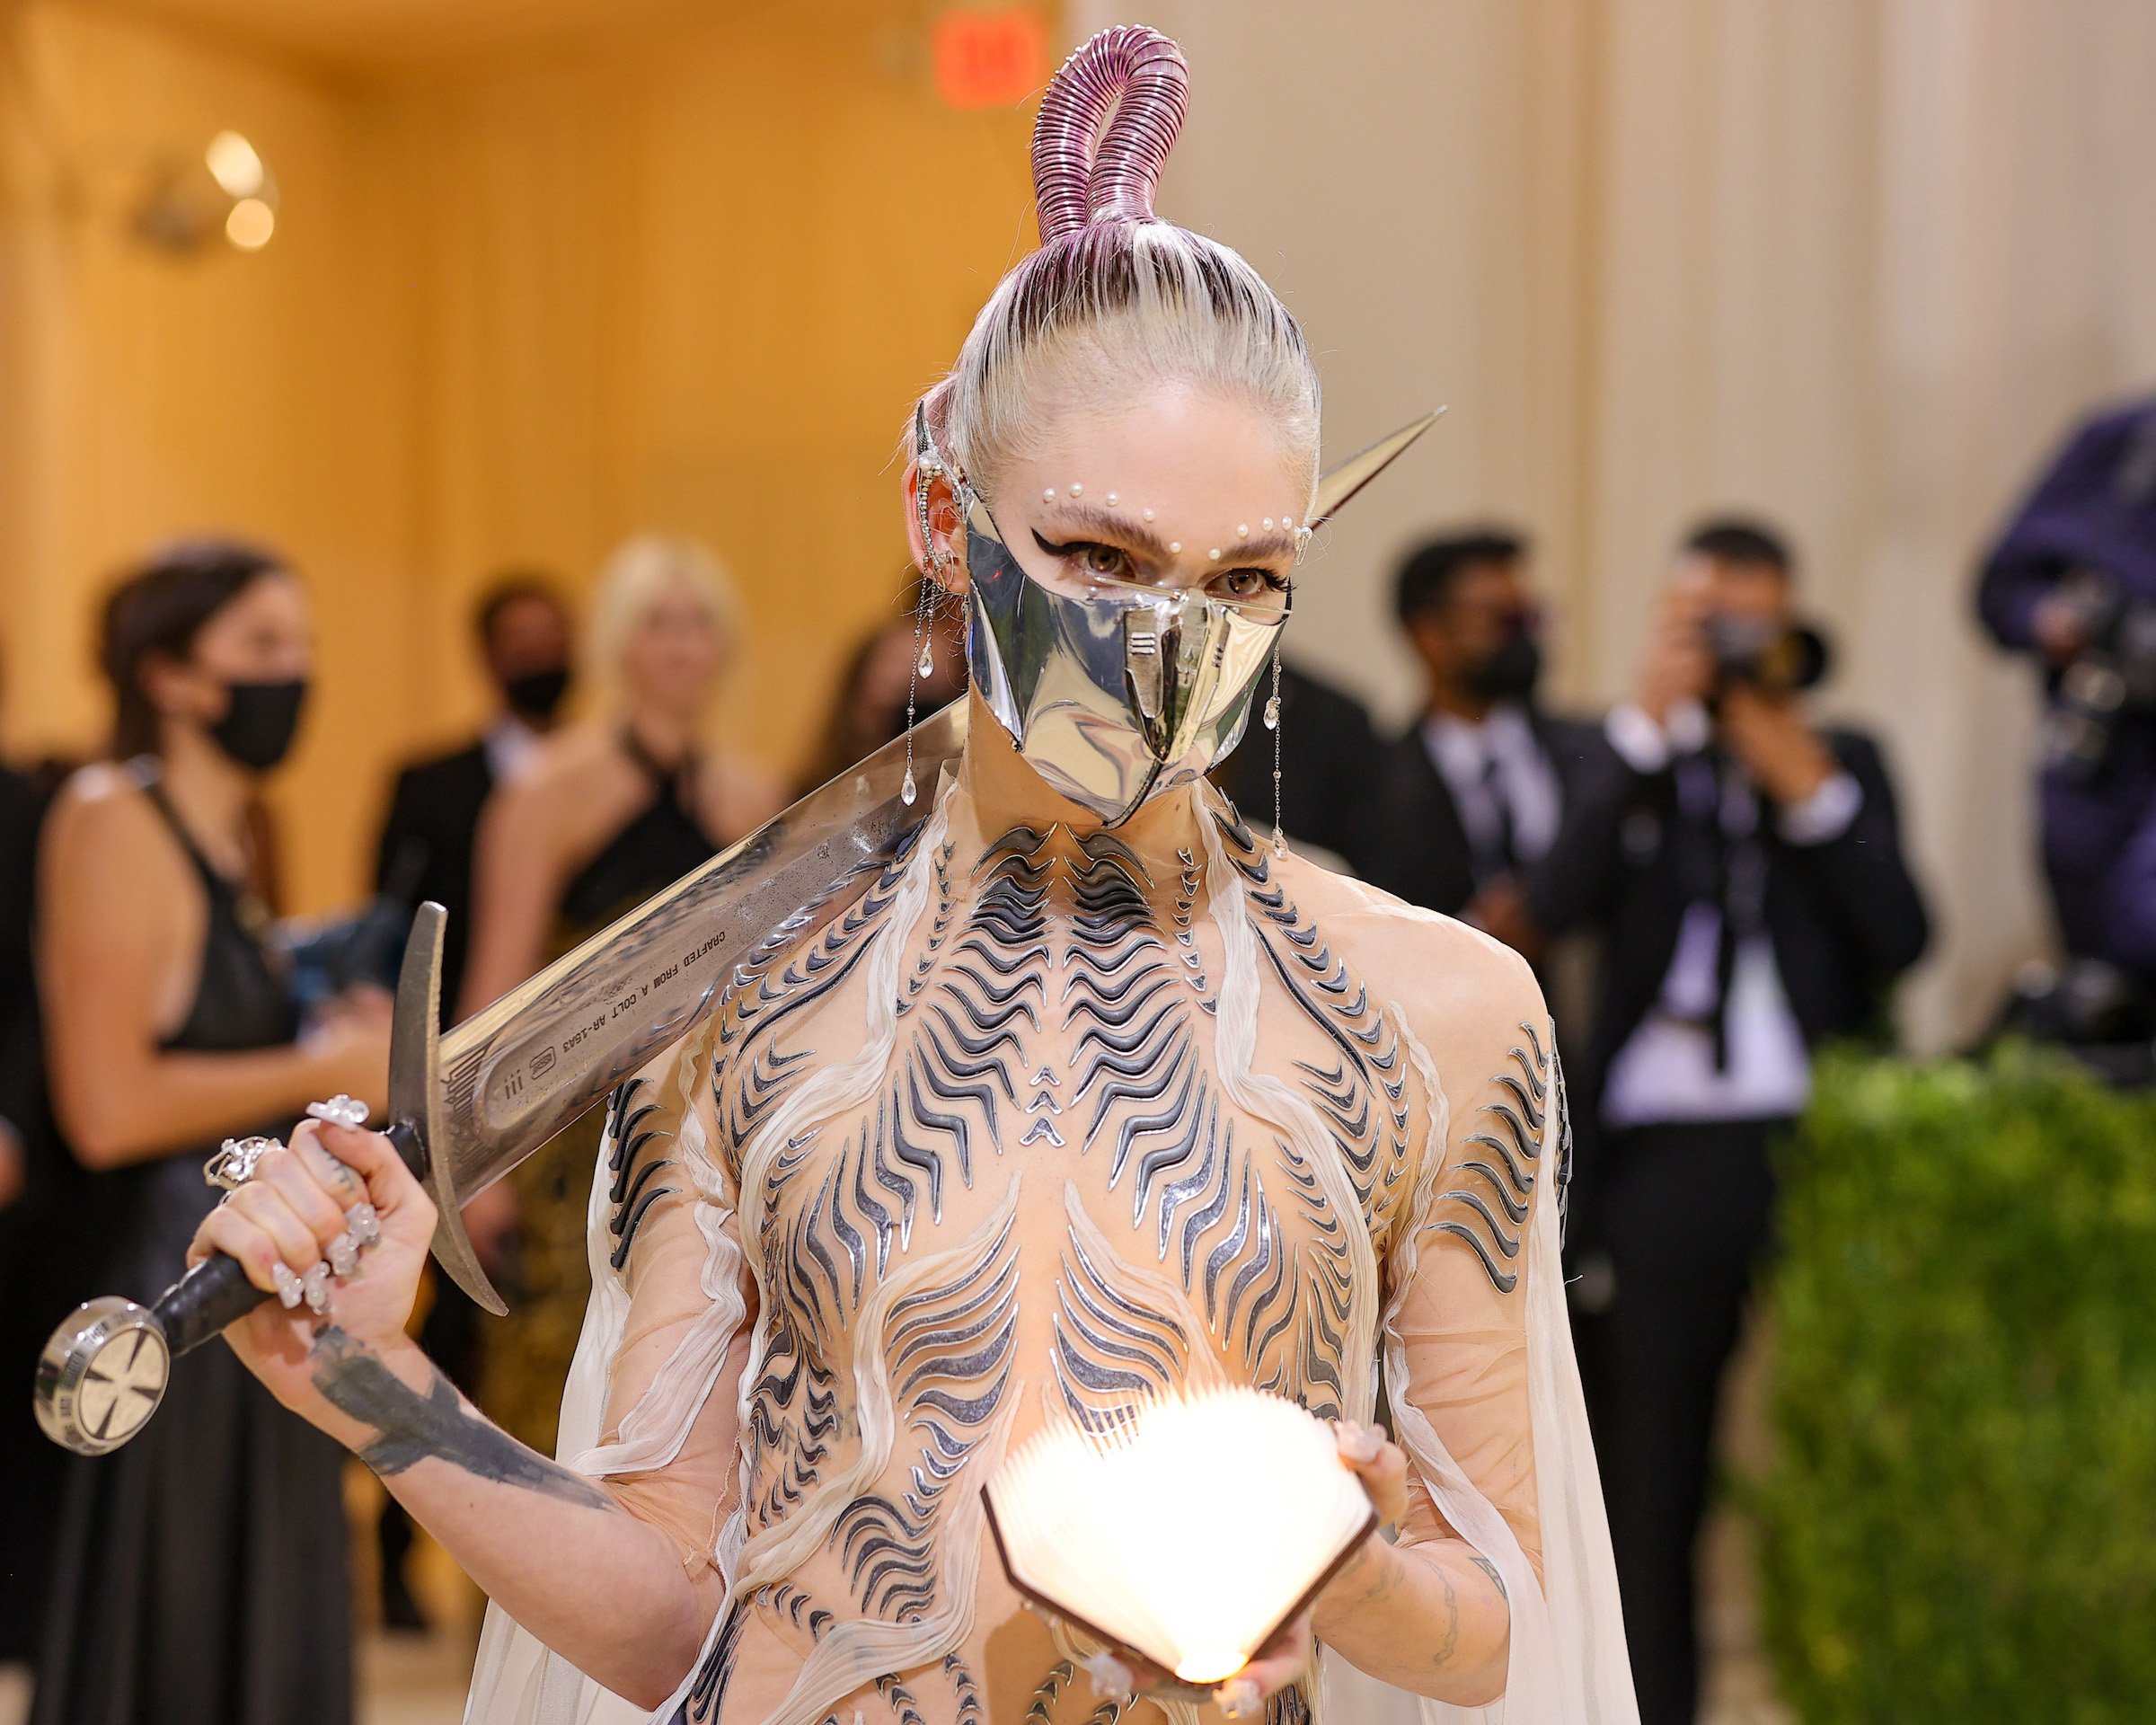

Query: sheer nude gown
[466,774,1632,1725]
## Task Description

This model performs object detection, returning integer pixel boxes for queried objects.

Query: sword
[30,411,1442,1456]
[32,701,970,1455]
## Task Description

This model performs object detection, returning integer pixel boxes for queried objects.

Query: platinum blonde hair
[916,26,1320,511]
[584,533,743,718]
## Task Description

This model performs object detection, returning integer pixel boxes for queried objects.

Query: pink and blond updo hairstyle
[917,25,1321,512]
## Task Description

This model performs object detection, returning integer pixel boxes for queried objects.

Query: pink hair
[917,26,1320,508]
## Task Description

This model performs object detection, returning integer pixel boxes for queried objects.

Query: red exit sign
[932,7,1047,110]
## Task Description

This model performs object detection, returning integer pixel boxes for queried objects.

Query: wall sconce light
[132,129,280,255]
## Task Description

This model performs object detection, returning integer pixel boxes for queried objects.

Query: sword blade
[423,700,968,1214]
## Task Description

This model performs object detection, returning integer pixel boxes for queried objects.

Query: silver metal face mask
[915,407,1441,828]
[960,488,1287,825]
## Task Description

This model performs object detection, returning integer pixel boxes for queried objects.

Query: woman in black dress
[459,534,784,1455]
[32,542,392,1725]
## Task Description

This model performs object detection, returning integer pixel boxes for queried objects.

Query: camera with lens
[1703,615,1833,697]
[2041,572,2156,781]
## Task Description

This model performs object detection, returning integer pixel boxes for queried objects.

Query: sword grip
[157,1119,428,1357]
[155,1252,265,1357]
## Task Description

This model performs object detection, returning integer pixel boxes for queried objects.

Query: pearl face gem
[1105,492,1118,506]
[1237,524,1249,537]
[1143,508,1155,521]
[1263,518,1275,530]
[1208,548,1222,561]
[1069,482,1083,497]
[1170,541,1181,553]
[1044,489,1056,500]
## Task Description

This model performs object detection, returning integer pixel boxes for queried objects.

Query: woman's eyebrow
[1037,503,1298,566]
[1035,501,1171,561]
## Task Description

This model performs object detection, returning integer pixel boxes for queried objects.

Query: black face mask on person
[208,678,308,772]
[1467,624,1543,704]
[502,666,572,722]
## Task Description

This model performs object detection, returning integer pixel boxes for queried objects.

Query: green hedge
[1756,1046,2156,1723]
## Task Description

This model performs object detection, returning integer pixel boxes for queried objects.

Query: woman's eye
[1215,568,1287,603]
[1034,531,1133,580]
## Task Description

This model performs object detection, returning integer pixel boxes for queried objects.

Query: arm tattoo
[310,1328,616,1512]
[1432,1568,1461,1668]
[1469,1553,1507,1602]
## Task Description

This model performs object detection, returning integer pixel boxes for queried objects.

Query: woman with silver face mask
[187,28,1634,1725]
[35,542,384,1725]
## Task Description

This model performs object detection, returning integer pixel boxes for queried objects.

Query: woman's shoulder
[704,747,787,837]
[1270,850,1544,1042]
[46,762,159,848]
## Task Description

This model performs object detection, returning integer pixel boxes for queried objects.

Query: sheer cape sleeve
[1315,883,1637,1725]
[464,1019,751,1725]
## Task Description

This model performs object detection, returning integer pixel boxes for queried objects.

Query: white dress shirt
[1598,701,1863,1128]
[1419,703,1562,875]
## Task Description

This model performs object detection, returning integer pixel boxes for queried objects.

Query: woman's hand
[304,987,393,1114]
[188,1118,436,1433]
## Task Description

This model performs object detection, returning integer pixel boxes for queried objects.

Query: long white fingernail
[345,1201,380,1247]
[271,1262,303,1309]
[1081,1650,1133,1700]
[327,1232,358,1278]
[1338,1422,1382,1464]
[1216,1677,1261,1719]
[302,1261,331,1314]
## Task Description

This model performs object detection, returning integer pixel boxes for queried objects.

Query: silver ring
[204,1135,282,1192]
[306,1094,370,1129]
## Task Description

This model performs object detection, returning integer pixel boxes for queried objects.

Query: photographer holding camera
[1979,397,2156,1010]
[1528,518,1930,1725]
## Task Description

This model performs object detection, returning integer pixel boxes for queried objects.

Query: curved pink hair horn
[1031,24,1189,245]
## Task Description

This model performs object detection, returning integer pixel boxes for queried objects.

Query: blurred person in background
[796,575,967,797]
[367,572,572,1630]
[376,574,574,1029]
[1978,395,2156,1043]
[32,541,390,1725]
[461,535,782,1458]
[1367,529,1599,960]
[0,743,59,1668]
[1528,518,1929,1725]
[1214,659,1380,873]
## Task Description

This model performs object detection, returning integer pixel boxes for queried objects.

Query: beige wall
[0,0,1042,912]
[1092,0,2156,1049]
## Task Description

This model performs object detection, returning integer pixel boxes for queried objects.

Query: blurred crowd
[0,390,2152,1725]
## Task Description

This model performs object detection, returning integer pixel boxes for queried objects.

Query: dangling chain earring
[1263,645,1285,856]
[904,453,950,809]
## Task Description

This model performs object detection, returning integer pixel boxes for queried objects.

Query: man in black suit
[1366,529,1599,959]
[1216,660,1382,874]
[1529,519,1930,1725]
[369,573,571,1628]
[376,576,574,1027]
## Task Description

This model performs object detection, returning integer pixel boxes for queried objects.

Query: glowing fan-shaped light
[984,1385,1374,1685]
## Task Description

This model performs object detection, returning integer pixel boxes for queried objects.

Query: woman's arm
[40,777,387,1168]
[459,767,571,1019]
[197,1027,746,1707]
[1311,928,1551,1707]
[196,1105,740,1707]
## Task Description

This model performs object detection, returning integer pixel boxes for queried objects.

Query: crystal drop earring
[904,452,951,809]
[1263,645,1285,856]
